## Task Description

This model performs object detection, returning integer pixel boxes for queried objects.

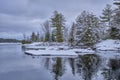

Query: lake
[0,43,120,80]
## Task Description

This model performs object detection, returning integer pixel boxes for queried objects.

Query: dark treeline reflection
[42,57,66,80]
[29,54,101,80]
[1,44,120,80]
[102,58,120,80]
[76,54,101,80]
[29,54,120,80]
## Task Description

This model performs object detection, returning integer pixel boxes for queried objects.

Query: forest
[22,0,120,48]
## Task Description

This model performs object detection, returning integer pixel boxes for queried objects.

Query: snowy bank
[73,48,95,53]
[25,50,78,56]
[23,39,120,56]
[95,39,120,51]
[24,48,96,56]
[97,51,120,59]
[24,42,95,56]
[24,45,69,50]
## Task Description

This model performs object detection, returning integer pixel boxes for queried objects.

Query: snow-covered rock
[95,39,120,51]
[25,50,78,56]
[73,48,95,53]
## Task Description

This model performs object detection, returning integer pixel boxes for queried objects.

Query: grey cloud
[0,0,113,39]
[0,0,28,16]
[0,13,42,32]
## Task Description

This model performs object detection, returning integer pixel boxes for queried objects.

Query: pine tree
[51,31,56,42]
[75,11,100,47]
[75,11,88,46]
[110,0,120,39]
[51,11,66,42]
[113,0,120,25]
[31,32,37,42]
[99,4,113,39]
[114,0,120,7]
[100,4,113,26]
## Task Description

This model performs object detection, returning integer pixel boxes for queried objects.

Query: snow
[24,42,95,56]
[23,39,120,56]
[72,48,95,54]
[97,51,120,59]
[25,50,78,56]
[95,39,120,51]
[25,48,96,56]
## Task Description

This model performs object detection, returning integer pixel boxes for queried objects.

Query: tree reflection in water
[43,57,66,80]
[29,53,120,80]
[44,58,51,70]
[41,54,101,80]
[69,58,76,76]
[76,54,101,80]
[52,57,65,80]
[102,58,120,80]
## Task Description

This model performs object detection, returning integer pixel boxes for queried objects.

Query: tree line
[0,38,20,43]
[22,0,120,47]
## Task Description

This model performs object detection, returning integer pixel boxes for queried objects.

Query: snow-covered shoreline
[25,48,96,56]
[25,50,78,56]
[24,39,120,56]
[95,39,120,51]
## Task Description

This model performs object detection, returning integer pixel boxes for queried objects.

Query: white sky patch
[0,32,23,39]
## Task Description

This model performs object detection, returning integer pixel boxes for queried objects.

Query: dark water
[0,43,120,80]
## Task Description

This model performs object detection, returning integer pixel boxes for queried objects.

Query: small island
[20,0,120,56]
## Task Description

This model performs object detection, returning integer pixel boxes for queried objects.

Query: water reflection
[29,54,101,80]
[76,54,101,80]
[52,57,65,80]
[22,51,120,80]
[69,58,76,76]
[102,58,120,80]
[0,44,120,80]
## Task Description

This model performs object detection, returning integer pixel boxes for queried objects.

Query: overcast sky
[0,0,113,39]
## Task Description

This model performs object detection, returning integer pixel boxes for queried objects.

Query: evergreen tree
[31,32,37,42]
[100,4,113,26]
[75,11,100,47]
[51,11,66,42]
[110,27,120,39]
[110,0,120,39]
[99,4,113,39]
[51,31,56,42]
[114,0,120,7]
[113,0,120,25]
